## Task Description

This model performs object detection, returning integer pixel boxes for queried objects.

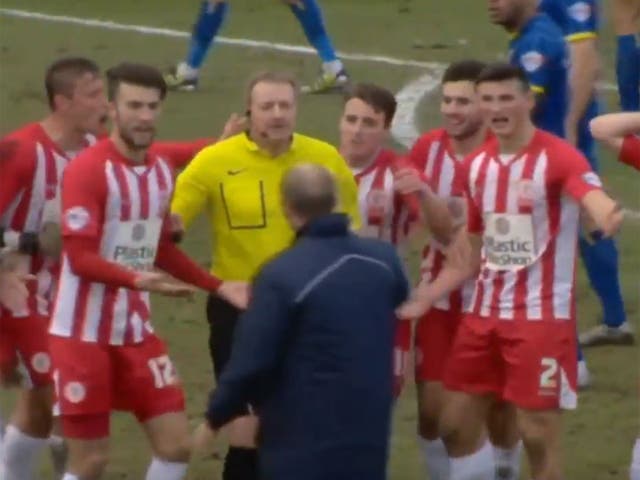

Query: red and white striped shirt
[0,123,96,317]
[352,149,417,244]
[409,128,475,312]
[50,139,175,345]
[620,134,640,170]
[456,129,601,322]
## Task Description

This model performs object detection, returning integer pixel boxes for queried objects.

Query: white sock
[631,437,640,480]
[62,474,79,480]
[322,59,344,76]
[493,440,522,479]
[1,425,48,480]
[450,440,495,480]
[145,457,188,480]
[420,437,450,480]
[176,62,199,79]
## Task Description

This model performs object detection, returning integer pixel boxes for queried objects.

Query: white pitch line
[0,8,443,70]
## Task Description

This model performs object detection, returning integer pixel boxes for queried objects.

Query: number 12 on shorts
[148,355,177,388]
[539,357,558,389]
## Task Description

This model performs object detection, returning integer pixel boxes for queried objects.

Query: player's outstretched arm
[589,112,640,154]
[396,230,480,320]
[580,191,624,238]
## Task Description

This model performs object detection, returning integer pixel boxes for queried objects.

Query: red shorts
[0,314,52,387]
[414,308,461,382]
[443,314,577,410]
[49,334,185,438]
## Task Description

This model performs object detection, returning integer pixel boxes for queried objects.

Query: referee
[171,70,359,480]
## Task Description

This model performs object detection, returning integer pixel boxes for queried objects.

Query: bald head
[281,164,337,223]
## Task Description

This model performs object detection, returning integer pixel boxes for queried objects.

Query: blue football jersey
[538,0,600,166]
[509,13,569,138]
[539,0,598,41]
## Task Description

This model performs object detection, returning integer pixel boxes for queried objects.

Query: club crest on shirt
[516,179,536,208]
[132,223,146,242]
[494,216,511,235]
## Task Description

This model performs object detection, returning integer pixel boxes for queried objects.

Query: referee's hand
[217,281,250,309]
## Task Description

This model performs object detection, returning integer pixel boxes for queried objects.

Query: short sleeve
[61,155,107,238]
[619,135,640,171]
[515,36,558,94]
[565,0,598,41]
[171,146,217,228]
[557,146,602,201]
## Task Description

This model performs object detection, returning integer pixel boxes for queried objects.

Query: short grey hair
[281,164,337,219]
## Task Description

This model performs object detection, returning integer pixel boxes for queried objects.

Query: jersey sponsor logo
[484,213,537,270]
[568,1,591,22]
[64,381,86,404]
[64,206,90,231]
[520,51,545,73]
[581,171,602,187]
[131,222,146,242]
[111,219,162,271]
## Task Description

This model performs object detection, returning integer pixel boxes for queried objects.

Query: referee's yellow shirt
[171,132,361,281]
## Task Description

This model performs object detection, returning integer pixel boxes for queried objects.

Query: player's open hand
[393,168,428,196]
[134,271,197,297]
[0,270,34,312]
[192,421,217,455]
[219,113,248,140]
[217,281,250,309]
[396,296,432,320]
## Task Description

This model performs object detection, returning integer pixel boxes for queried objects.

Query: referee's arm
[171,147,216,229]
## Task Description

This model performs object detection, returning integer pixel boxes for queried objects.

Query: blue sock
[579,235,626,328]
[577,342,584,362]
[288,0,339,64]
[616,34,640,111]
[186,1,229,70]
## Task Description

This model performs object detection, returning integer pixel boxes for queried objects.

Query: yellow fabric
[531,84,545,94]
[171,132,361,281]
[566,32,597,43]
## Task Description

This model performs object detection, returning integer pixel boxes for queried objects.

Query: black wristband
[18,232,40,255]
[171,231,184,244]
[0,228,4,249]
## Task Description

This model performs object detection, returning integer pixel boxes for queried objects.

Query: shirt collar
[241,131,298,154]
[296,213,350,239]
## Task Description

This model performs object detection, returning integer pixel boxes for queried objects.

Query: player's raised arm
[560,149,624,238]
[589,112,640,161]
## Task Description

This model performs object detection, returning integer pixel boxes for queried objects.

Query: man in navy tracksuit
[200,163,409,480]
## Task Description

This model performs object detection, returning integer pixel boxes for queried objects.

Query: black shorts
[206,294,241,380]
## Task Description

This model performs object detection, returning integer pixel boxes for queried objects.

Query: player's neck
[449,128,487,157]
[110,132,147,164]
[343,148,380,170]
[496,123,536,154]
[510,8,537,33]
[40,114,86,153]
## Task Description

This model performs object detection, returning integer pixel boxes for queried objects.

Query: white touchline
[0,8,443,70]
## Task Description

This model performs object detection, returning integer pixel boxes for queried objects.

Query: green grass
[0,1,638,478]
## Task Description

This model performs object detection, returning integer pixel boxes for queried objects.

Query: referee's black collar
[296,213,350,239]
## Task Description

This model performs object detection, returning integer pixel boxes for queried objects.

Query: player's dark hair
[106,62,167,101]
[442,60,488,84]
[245,71,300,106]
[44,57,101,110]
[475,62,530,91]
[343,83,397,128]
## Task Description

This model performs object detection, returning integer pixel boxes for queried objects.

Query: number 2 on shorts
[148,355,176,388]
[539,357,558,389]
